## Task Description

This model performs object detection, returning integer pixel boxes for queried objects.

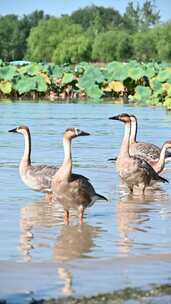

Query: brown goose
[109,113,168,194]
[52,128,107,224]
[129,114,171,162]
[8,126,57,197]
[140,140,171,174]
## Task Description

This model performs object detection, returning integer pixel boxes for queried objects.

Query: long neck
[118,122,130,158]
[155,144,169,173]
[22,130,31,164]
[130,118,137,144]
[55,137,72,180]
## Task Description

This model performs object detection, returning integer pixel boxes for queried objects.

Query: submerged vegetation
[0,60,171,109]
[1,283,171,303]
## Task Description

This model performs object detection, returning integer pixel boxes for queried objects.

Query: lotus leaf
[37,71,51,84]
[134,85,151,103]
[50,65,64,79]
[164,97,171,109]
[107,61,128,81]
[157,70,171,82]
[18,63,43,75]
[143,66,156,78]
[84,66,105,83]
[62,72,74,85]
[150,79,162,91]
[14,76,37,94]
[128,67,144,81]
[86,84,103,99]
[0,65,17,81]
[103,81,125,92]
[75,62,90,74]
[34,76,48,92]
[162,83,171,94]
[0,80,12,94]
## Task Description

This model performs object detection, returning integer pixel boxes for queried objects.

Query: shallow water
[1,102,171,303]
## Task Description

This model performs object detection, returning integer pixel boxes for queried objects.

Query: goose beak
[8,128,17,133]
[108,115,120,120]
[78,130,90,136]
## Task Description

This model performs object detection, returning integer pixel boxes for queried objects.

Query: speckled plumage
[9,126,57,194]
[52,128,107,224]
[109,113,168,194]
[129,115,171,162]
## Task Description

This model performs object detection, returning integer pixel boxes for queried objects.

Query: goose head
[129,114,137,123]
[8,125,30,135]
[109,113,131,123]
[163,140,171,150]
[64,128,90,140]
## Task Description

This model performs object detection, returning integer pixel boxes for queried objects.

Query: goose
[109,113,168,194]
[8,126,57,198]
[129,114,171,162]
[140,140,171,174]
[52,128,107,224]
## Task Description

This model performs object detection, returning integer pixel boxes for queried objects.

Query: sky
[0,0,170,21]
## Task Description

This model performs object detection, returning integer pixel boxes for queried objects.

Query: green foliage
[132,30,158,62]
[92,30,133,62]
[132,85,151,103]
[52,34,92,64]
[0,80,12,94]
[0,11,48,61]
[123,0,160,32]
[0,65,17,80]
[70,5,122,33]
[0,59,171,108]
[62,73,74,85]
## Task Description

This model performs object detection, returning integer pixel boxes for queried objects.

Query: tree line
[0,1,171,64]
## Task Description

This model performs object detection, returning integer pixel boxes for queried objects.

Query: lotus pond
[1,101,171,303]
[1,60,171,109]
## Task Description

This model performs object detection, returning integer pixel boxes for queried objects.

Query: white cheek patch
[75,128,79,136]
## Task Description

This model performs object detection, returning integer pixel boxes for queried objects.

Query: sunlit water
[1,101,171,302]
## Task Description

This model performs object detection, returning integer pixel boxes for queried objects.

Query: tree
[0,11,49,61]
[153,22,171,61]
[132,30,158,61]
[71,5,122,34]
[92,30,133,62]
[52,34,92,64]
[123,0,160,32]
[26,16,89,63]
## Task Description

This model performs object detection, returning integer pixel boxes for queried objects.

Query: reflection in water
[20,199,101,295]
[116,188,169,255]
[20,199,64,261]
[53,223,100,261]
[54,224,101,296]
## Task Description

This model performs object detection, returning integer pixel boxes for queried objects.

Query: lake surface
[1,101,171,303]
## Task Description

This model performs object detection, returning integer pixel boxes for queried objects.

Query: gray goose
[8,126,57,198]
[141,140,171,174]
[109,113,168,194]
[129,114,171,163]
[52,128,107,224]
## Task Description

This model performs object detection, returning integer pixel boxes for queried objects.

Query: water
[1,102,171,303]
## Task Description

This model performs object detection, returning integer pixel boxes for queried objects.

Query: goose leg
[128,185,133,193]
[64,209,69,225]
[78,206,84,225]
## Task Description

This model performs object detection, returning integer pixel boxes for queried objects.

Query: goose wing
[135,157,168,183]
[133,142,161,160]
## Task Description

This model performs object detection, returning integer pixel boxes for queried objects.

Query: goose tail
[158,175,169,183]
[96,193,108,201]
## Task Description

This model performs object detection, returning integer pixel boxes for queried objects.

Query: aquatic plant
[0,59,171,109]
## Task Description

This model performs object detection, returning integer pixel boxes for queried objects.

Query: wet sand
[1,252,171,303]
